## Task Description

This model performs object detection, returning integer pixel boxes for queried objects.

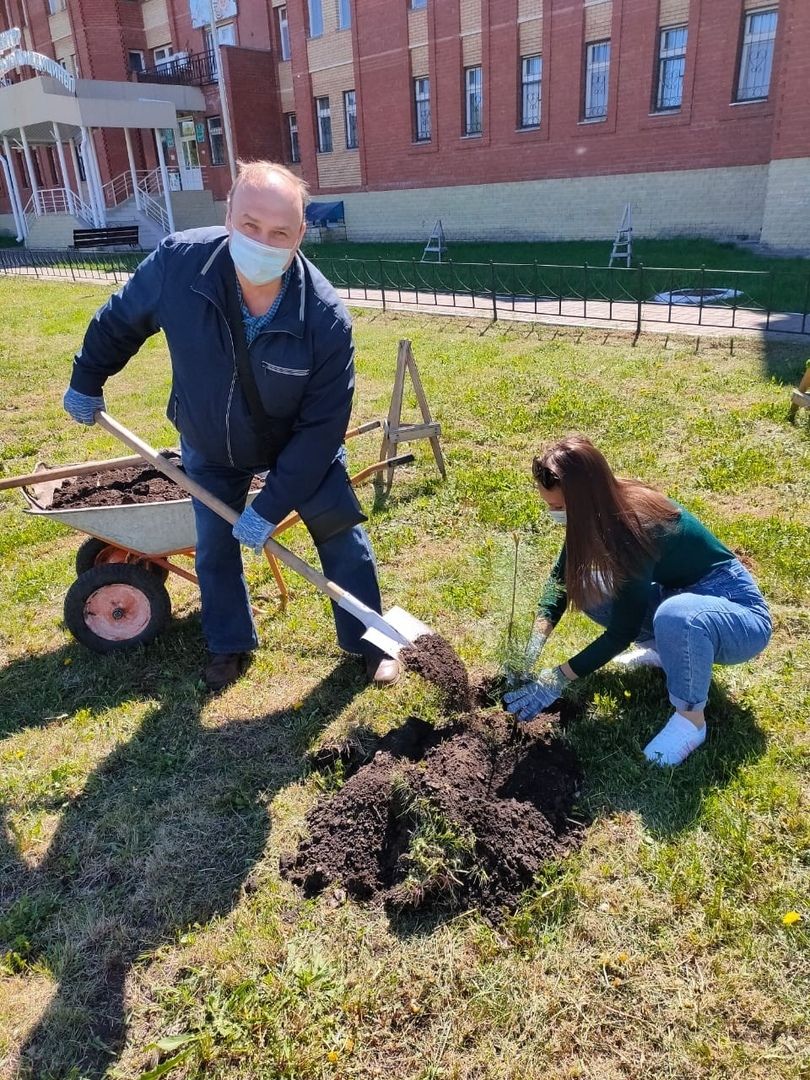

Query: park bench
[73,225,140,250]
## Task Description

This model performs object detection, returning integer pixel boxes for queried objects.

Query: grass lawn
[0,277,809,1079]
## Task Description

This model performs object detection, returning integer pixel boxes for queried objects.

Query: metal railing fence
[1,248,808,334]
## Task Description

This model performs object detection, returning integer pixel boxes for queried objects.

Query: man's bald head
[226,160,309,261]
[227,161,309,224]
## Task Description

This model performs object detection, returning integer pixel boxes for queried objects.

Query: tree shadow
[562,665,768,839]
[0,630,366,1080]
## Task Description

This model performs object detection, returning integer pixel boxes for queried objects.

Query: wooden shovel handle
[0,454,144,492]
[93,411,407,644]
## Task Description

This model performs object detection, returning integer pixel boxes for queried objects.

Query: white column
[52,123,70,200]
[0,151,24,241]
[81,127,106,227]
[2,136,28,239]
[19,128,40,213]
[123,127,140,210]
[155,128,175,233]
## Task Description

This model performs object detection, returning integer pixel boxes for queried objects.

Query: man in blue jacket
[63,161,401,691]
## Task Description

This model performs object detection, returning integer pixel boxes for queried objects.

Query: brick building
[0,0,808,250]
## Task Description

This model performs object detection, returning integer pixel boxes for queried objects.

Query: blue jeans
[585,559,772,713]
[181,439,383,659]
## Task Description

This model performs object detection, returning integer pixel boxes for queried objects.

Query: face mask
[229,228,293,285]
[547,509,567,526]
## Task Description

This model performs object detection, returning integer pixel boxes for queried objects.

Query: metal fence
[0,246,145,286]
[2,246,809,335]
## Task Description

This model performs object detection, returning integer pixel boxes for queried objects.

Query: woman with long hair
[504,435,772,766]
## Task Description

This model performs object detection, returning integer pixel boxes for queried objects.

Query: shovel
[94,411,430,659]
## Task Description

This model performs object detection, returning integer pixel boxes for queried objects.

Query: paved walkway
[3,265,809,341]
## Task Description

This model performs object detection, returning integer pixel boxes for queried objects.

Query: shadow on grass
[563,665,767,839]
[762,336,808,386]
[0,620,367,1080]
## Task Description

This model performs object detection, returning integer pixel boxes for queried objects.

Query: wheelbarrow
[16,425,414,654]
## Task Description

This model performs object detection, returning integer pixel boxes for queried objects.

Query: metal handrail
[138,187,169,232]
[23,187,96,226]
[136,49,218,87]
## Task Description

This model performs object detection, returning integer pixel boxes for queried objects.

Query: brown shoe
[365,654,403,687]
[204,651,250,691]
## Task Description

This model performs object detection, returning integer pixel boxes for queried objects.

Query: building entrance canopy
[0,72,204,243]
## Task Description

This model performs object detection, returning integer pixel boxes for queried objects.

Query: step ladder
[421,219,447,263]
[375,339,447,496]
[609,203,633,268]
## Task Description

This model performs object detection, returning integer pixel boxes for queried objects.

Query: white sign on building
[190,0,238,29]
[0,28,76,93]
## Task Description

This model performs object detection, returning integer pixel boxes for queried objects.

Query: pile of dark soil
[401,633,472,712]
[49,455,262,509]
[281,707,583,919]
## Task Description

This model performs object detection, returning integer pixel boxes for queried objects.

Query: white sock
[643,712,706,767]
[614,642,662,669]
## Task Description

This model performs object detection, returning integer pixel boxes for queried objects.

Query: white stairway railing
[24,188,96,227]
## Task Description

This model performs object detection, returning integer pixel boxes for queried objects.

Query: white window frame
[315,96,333,152]
[207,115,225,166]
[343,89,358,149]
[338,0,351,30]
[278,6,291,60]
[737,9,778,102]
[655,25,687,111]
[413,76,431,141]
[308,0,324,38]
[127,50,145,73]
[520,54,542,128]
[153,45,173,68]
[47,0,66,14]
[287,113,300,163]
[464,65,482,135]
[584,40,610,120]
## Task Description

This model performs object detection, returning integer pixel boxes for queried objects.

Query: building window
[584,40,610,119]
[287,113,300,162]
[413,76,431,141]
[278,6,291,60]
[205,23,236,77]
[47,0,66,13]
[655,26,687,110]
[344,90,358,149]
[737,9,778,101]
[127,50,145,74]
[207,115,225,166]
[315,96,332,152]
[520,54,542,127]
[464,65,482,135]
[308,0,324,38]
[338,0,351,30]
[153,45,173,68]
[410,0,427,8]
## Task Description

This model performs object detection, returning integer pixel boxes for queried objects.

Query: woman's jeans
[584,559,772,713]
[181,439,383,659]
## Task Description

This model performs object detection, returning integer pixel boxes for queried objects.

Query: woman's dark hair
[533,434,678,610]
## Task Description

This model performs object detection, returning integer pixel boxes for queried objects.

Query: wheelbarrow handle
[93,411,410,648]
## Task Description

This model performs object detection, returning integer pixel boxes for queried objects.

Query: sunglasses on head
[533,461,559,489]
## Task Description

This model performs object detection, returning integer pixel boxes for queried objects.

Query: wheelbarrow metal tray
[23,486,261,557]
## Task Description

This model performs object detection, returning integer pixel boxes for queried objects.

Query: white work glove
[503,666,570,722]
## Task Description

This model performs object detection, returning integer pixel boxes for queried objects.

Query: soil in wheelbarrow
[49,454,262,509]
[280,691,585,921]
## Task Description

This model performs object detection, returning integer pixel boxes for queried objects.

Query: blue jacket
[70,227,355,526]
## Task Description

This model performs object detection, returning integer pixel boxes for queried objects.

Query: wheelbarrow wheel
[64,563,171,653]
[75,537,169,583]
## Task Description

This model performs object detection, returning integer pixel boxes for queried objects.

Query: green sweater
[538,505,734,677]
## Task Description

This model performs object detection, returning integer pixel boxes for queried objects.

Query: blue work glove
[232,505,275,554]
[503,666,569,722]
[63,386,105,425]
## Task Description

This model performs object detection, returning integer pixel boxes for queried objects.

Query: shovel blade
[361,605,433,659]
